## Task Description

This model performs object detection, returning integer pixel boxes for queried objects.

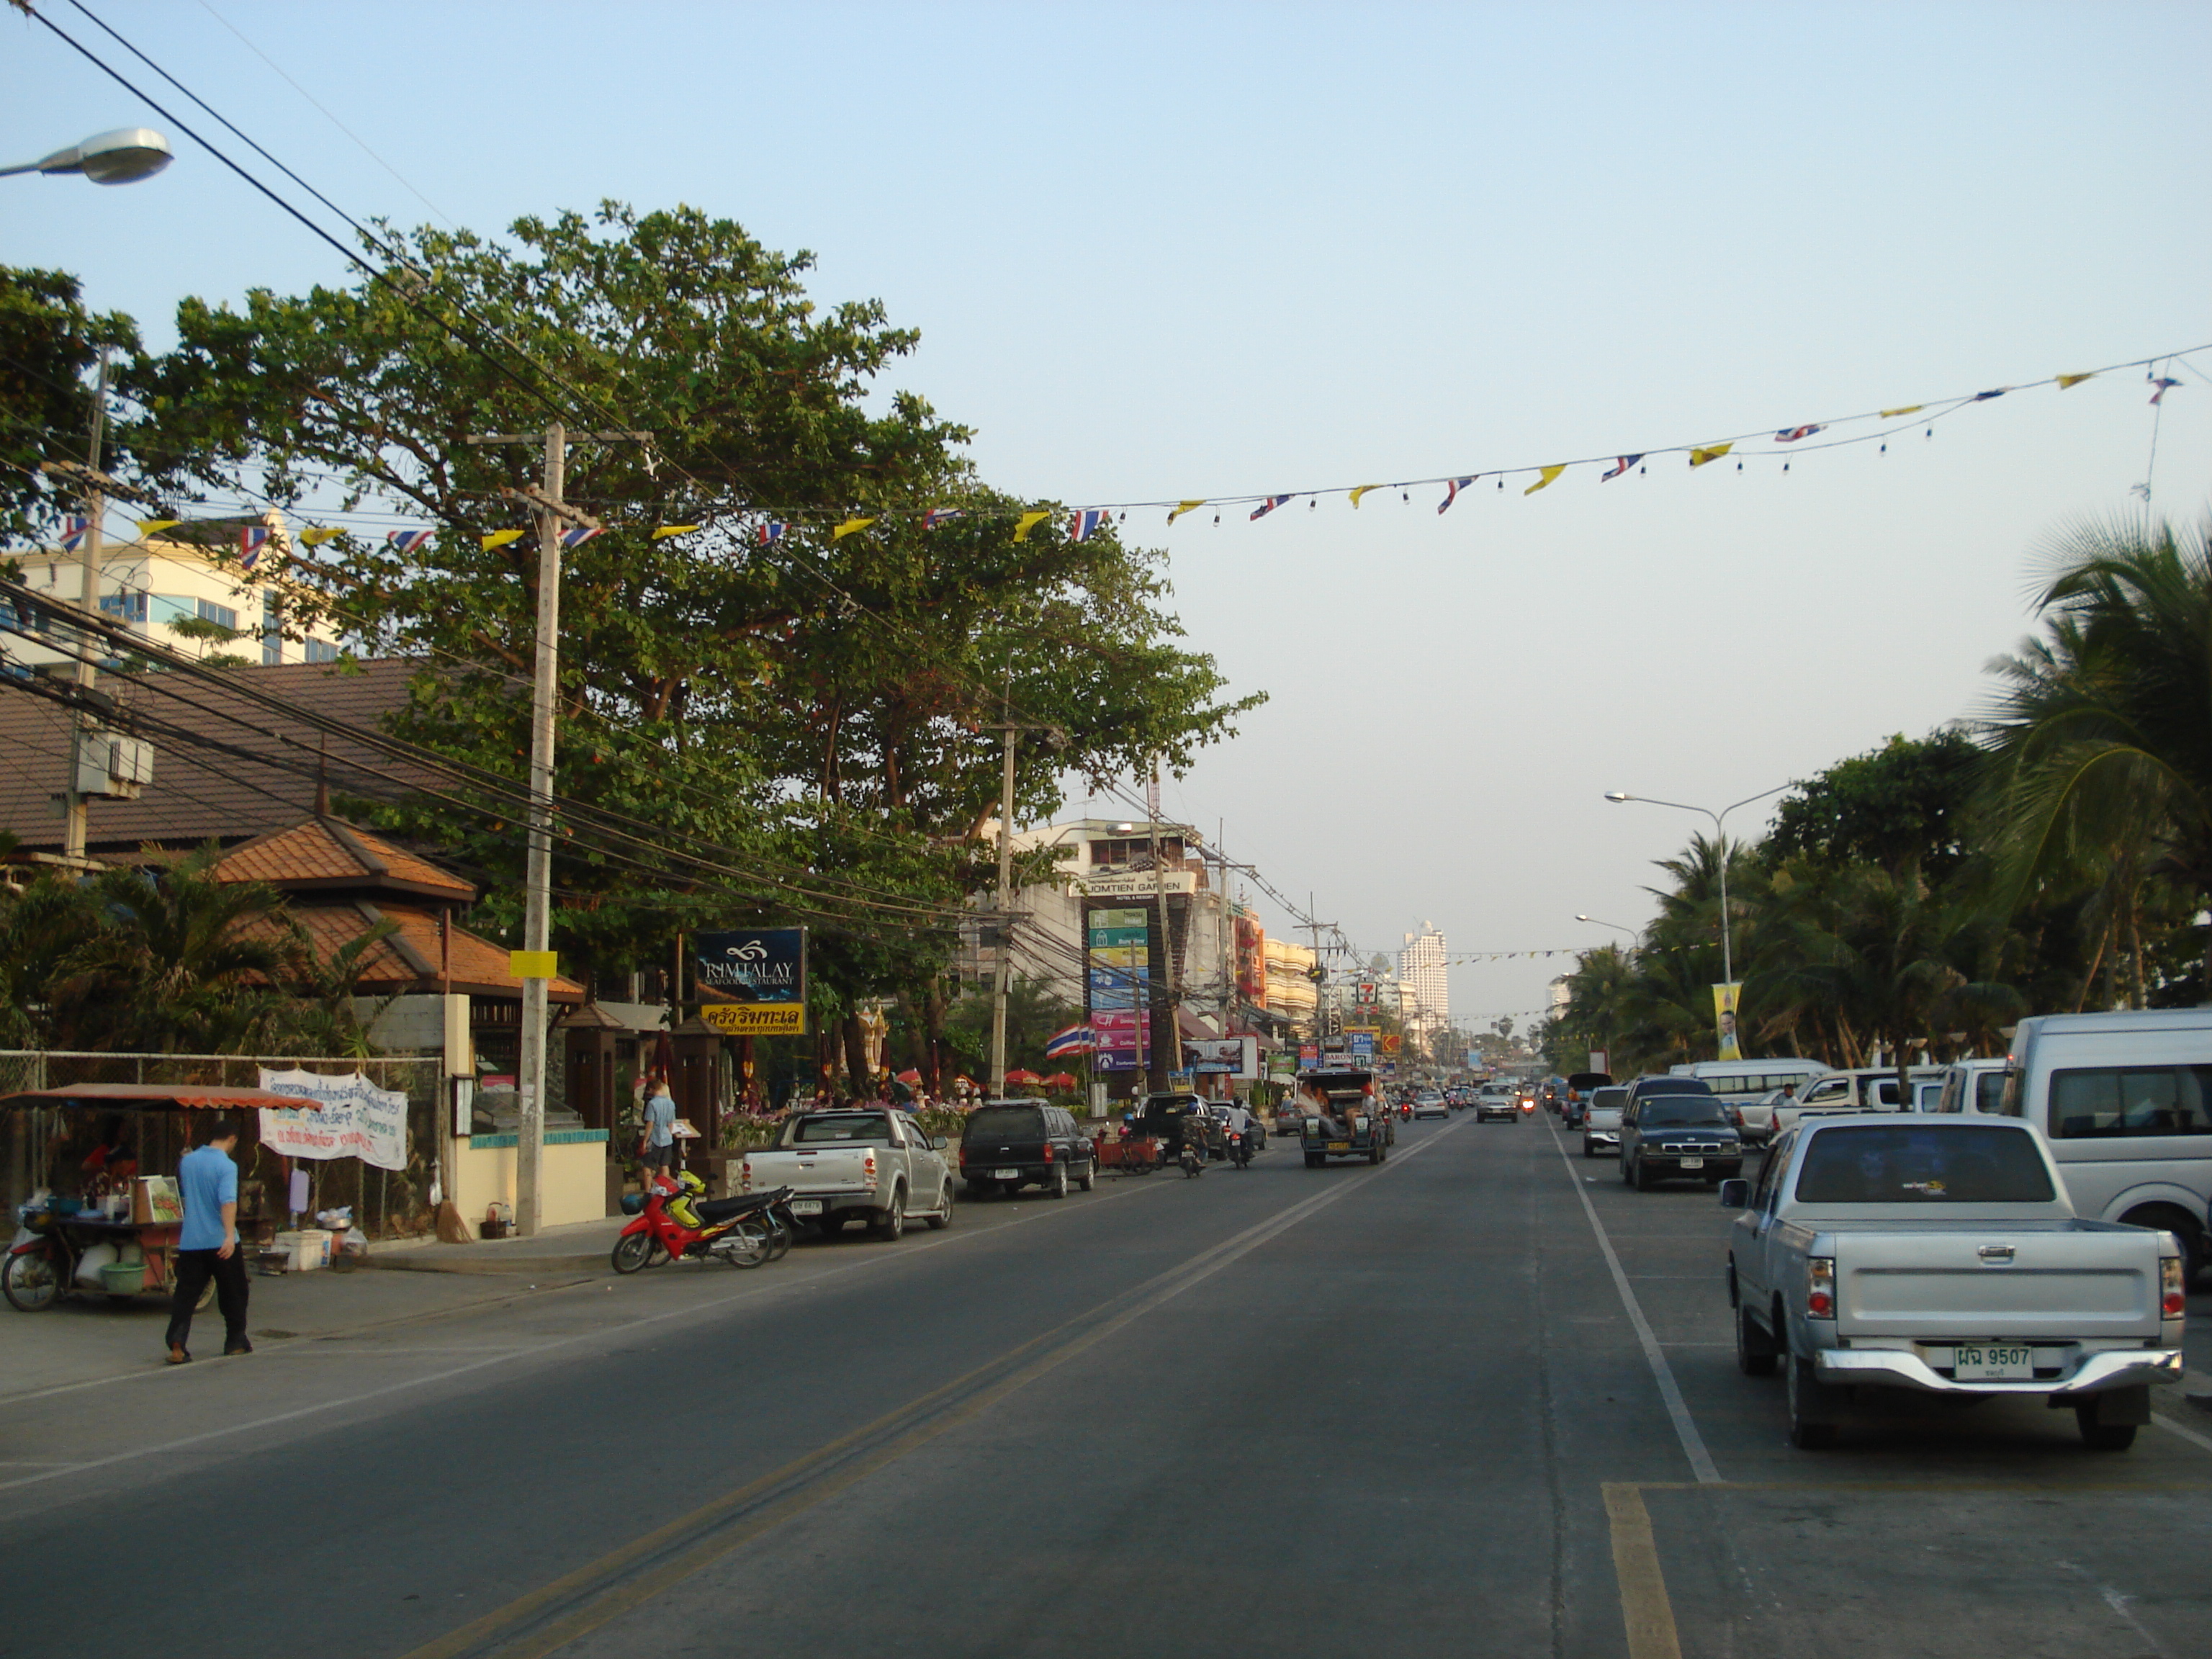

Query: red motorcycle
[611,1170,796,1274]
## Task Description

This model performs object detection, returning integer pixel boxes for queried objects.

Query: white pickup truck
[738,1108,954,1241]
[1724,1114,2185,1451]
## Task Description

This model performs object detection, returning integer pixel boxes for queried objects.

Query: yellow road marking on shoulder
[1603,1483,1682,1659]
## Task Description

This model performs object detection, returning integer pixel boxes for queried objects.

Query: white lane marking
[1546,1121,1722,1485]
[2153,1412,2212,1455]
[0,1131,1455,1496]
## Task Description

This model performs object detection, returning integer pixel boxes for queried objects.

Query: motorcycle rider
[1219,1097,1259,1162]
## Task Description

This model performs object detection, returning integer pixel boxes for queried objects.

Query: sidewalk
[362,1215,626,1276]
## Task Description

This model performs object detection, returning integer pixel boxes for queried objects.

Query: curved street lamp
[0,127,174,185]
[1603,785,1791,984]
[1574,913,1639,943]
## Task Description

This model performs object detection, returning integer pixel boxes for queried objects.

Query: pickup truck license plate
[991,1168,1020,1179]
[788,1199,822,1215]
[1953,1345,2033,1381]
[1327,1141,1350,1152]
[1678,1157,1704,1170]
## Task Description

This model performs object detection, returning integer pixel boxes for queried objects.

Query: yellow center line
[1603,1483,1682,1659]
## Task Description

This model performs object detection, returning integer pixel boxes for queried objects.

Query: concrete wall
[358,993,445,1053]
[450,1130,608,1236]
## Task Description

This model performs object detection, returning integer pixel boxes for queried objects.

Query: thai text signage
[696,928,807,1035]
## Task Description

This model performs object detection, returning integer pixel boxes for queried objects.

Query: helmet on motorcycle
[676,1169,706,1196]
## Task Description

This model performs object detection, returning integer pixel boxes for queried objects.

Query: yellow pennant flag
[832,517,876,540]
[2055,373,2093,390]
[1014,509,1051,542]
[299,526,345,547]
[1689,444,1732,469]
[1166,500,1207,523]
[1348,485,1382,508]
[480,529,525,551]
[651,523,701,540]
[135,517,179,539]
[1523,464,1567,495]
[1879,404,1924,419]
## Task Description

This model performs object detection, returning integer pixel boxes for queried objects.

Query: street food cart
[1,1082,315,1312]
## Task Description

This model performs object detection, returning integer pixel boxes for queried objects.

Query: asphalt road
[6,1112,2211,1657]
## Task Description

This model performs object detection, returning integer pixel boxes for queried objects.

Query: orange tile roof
[245,901,583,1002]
[215,817,475,902]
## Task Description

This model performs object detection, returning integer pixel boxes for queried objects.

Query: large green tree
[0,267,145,541]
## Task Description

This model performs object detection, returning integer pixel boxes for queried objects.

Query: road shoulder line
[1546,1122,1722,1484]
[1602,1483,1683,1659]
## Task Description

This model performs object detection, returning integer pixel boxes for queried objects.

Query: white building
[1399,922,1449,1049]
[11,515,345,671]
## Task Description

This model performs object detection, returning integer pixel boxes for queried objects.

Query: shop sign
[696,928,807,1034]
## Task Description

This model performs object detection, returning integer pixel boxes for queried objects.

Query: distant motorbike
[612,1171,795,1273]
[1179,1141,1208,1177]
[1400,1101,1413,1120]
[1226,1127,1253,1168]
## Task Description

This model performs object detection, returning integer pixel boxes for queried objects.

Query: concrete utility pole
[63,351,109,864]
[989,719,1017,1098]
[464,423,643,1236]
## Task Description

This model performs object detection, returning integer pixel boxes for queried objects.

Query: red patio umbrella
[1005,1068,1044,1085]
[1043,1072,1079,1090]
[896,1069,922,1085]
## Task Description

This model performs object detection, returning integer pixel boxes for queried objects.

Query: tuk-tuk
[1296,1069,1390,1167]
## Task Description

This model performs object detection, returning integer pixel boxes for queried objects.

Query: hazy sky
[6,2,2208,1033]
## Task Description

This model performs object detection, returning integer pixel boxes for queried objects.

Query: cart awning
[0,1082,320,1112]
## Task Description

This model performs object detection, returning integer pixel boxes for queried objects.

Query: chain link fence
[1,1051,442,1241]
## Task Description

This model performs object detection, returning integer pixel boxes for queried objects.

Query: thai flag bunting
[1069,508,1110,541]
[1249,495,1292,521]
[387,529,433,554]
[1437,477,1475,514]
[1600,455,1643,481]
[2149,377,2180,405]
[1043,1024,1097,1058]
[559,525,603,549]
[239,526,270,568]
[922,508,963,530]
[1773,426,1823,443]
[58,515,90,552]
[757,521,788,545]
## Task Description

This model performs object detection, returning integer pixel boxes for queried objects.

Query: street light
[1602,784,1791,984]
[1575,913,1639,941]
[0,127,174,185]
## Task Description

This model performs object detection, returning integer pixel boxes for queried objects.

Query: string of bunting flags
[84,343,2203,560]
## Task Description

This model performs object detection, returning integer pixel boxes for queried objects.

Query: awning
[0,1082,320,1112]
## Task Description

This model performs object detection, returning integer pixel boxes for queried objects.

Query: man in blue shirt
[166,1121,250,1364]
[639,1076,678,1192]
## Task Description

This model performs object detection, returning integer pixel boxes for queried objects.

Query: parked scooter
[611,1170,796,1273]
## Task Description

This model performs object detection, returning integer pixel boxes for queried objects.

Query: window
[262,590,283,665]
[195,598,238,630]
[1802,1079,1851,1106]
[968,1107,1047,1139]
[1974,1072,2007,1114]
[790,1113,891,1144]
[1640,1098,1731,1129]
[304,639,340,663]
[97,592,148,623]
[2048,1065,2212,1141]
[1794,1124,2055,1203]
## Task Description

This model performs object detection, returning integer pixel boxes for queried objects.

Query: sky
[5,1,2209,1040]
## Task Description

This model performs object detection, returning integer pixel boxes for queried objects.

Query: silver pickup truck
[738,1108,954,1241]
[1724,1115,2185,1451]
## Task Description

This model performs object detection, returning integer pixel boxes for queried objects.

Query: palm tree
[1979,511,2212,998]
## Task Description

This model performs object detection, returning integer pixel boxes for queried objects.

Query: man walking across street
[166,1120,250,1364]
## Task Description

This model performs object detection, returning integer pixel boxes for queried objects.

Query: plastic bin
[271,1229,331,1271]
[98,1262,146,1295]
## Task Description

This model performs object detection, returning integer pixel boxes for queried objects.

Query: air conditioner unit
[73,728,153,799]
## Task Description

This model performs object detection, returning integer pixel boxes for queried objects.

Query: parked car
[1932,1058,2008,1116]
[740,1107,954,1238]
[1619,1077,1743,1189]
[959,1099,1096,1197]
[1724,1114,2188,1449]
[1667,1059,1828,1143]
[1997,1010,2212,1285]
[1772,1066,1946,1136]
[1581,1088,1628,1157]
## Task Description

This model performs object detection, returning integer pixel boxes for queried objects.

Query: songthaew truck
[1297,1068,1391,1167]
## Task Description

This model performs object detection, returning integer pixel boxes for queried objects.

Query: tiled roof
[245,900,584,1002]
[215,817,476,902]
[0,658,451,852]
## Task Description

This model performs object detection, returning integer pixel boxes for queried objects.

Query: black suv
[1618,1077,1743,1190]
[1137,1093,1226,1161]
[961,1099,1095,1197]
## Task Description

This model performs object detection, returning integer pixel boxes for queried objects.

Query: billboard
[1235,915,1267,1007]
[695,928,807,1035]
[1185,1035,1259,1079]
[1088,907,1153,1071]
[1712,983,1743,1063]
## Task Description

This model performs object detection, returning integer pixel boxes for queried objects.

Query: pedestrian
[639,1073,677,1190]
[166,1119,250,1364]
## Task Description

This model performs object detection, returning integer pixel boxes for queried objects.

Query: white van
[2000,1010,2212,1282]
[1666,1059,1829,1144]
[1932,1057,2008,1115]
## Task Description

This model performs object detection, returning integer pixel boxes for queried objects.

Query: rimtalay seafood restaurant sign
[696,929,808,1035]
